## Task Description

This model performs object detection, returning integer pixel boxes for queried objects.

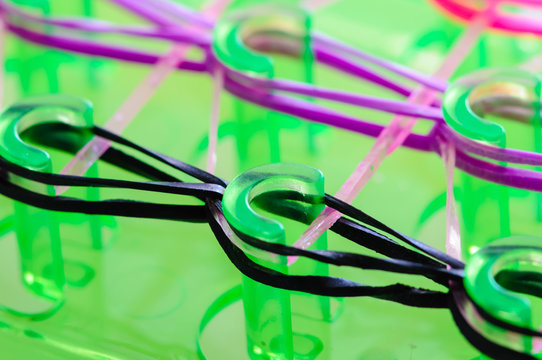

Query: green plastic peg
[464,236,542,355]
[442,68,542,259]
[213,2,315,170]
[223,162,330,360]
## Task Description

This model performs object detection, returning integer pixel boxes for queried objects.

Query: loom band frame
[451,274,542,358]
[450,240,542,358]
[430,0,542,36]
[221,162,328,360]
[432,68,542,189]
[207,198,449,308]
[466,270,542,338]
[0,96,120,258]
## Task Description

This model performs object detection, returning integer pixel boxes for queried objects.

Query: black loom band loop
[324,194,465,269]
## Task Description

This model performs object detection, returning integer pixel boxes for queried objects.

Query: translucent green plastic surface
[6,0,542,359]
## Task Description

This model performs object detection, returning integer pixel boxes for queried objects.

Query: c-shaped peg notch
[442,67,542,147]
[213,2,313,78]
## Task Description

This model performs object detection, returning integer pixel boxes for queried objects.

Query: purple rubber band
[107,0,180,28]
[6,23,207,72]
